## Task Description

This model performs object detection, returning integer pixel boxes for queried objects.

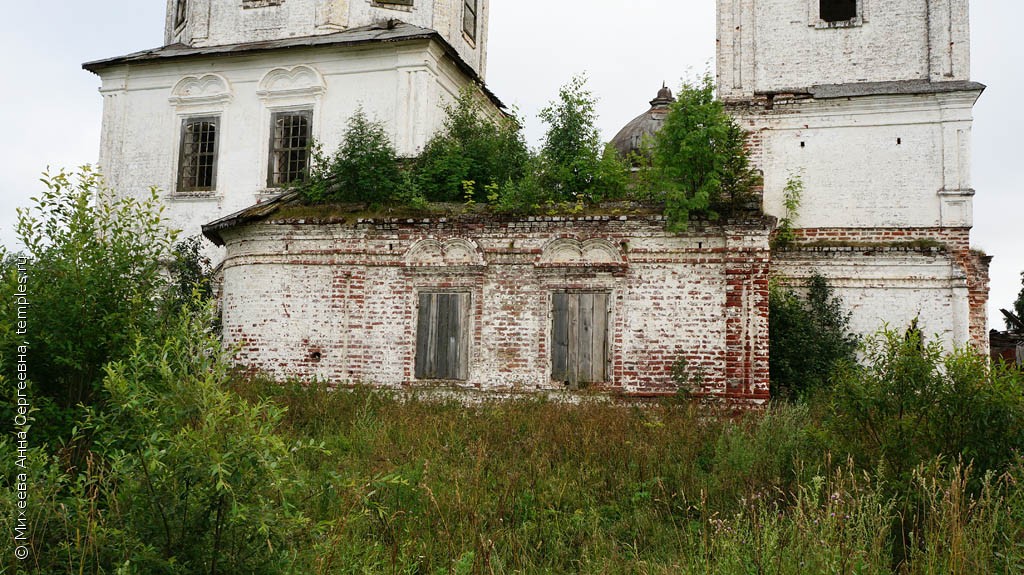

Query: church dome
[610,85,675,160]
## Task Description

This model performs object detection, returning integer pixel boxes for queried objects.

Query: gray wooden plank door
[551,292,609,385]
[415,293,469,380]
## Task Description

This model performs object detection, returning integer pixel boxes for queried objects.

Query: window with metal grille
[551,292,610,386]
[415,292,470,380]
[175,0,188,28]
[268,110,312,187]
[820,0,857,23]
[463,0,478,40]
[178,116,219,192]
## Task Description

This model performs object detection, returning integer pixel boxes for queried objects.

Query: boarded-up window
[463,0,478,40]
[178,116,219,192]
[551,292,610,385]
[820,0,857,22]
[268,110,312,187]
[415,292,470,380]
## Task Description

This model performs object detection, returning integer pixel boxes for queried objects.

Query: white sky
[0,1,1020,329]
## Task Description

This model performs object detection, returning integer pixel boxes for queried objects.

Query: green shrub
[415,88,530,202]
[769,274,859,401]
[0,167,179,443]
[646,73,762,230]
[1009,270,1024,330]
[302,108,411,205]
[827,328,1024,482]
[6,301,319,574]
[167,235,214,308]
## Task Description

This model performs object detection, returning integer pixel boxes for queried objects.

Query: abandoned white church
[84,0,989,402]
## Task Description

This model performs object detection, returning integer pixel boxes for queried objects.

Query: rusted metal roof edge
[202,189,304,247]
[809,79,987,99]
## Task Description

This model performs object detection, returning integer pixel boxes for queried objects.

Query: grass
[5,378,1022,574]
[227,381,1024,574]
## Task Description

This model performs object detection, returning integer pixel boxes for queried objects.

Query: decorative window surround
[256,65,327,102]
[169,74,233,108]
[169,74,232,198]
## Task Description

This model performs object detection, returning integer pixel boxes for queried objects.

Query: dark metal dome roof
[610,85,675,160]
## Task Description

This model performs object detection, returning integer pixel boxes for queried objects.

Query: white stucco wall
[94,39,488,243]
[737,90,980,230]
[718,0,971,98]
[165,0,488,78]
[774,248,972,352]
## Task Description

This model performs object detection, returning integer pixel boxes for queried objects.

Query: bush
[1008,270,1024,330]
[2,302,324,574]
[0,167,179,442]
[416,88,530,202]
[302,108,411,205]
[827,328,1024,482]
[769,274,859,401]
[646,73,762,230]
[168,235,214,307]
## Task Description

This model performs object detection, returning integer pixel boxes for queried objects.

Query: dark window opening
[243,0,285,8]
[415,292,470,380]
[268,110,312,187]
[376,0,414,6]
[820,0,857,23]
[178,117,219,192]
[463,0,478,40]
[175,0,188,28]
[551,292,610,386]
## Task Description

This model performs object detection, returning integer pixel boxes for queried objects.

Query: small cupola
[610,84,675,161]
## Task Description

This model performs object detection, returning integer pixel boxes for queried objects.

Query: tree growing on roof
[415,88,530,203]
[646,73,762,231]
[302,108,417,206]
[1006,271,1024,331]
[536,74,629,205]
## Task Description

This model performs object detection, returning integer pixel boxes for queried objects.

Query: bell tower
[717,0,990,350]
[165,0,489,77]
[718,0,972,99]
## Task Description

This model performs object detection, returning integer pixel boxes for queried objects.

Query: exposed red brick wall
[220,215,773,403]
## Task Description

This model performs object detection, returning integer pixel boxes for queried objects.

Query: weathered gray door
[415,292,470,380]
[551,292,609,385]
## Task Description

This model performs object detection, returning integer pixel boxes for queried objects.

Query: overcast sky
[0,1,1020,329]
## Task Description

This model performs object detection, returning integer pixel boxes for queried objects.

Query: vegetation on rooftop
[295,74,762,231]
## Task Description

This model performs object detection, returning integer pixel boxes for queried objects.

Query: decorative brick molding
[218,214,773,402]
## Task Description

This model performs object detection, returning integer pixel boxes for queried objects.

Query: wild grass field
[5,324,1022,574]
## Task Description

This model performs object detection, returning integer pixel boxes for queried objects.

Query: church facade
[718,0,989,352]
[85,0,988,401]
[85,0,500,246]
